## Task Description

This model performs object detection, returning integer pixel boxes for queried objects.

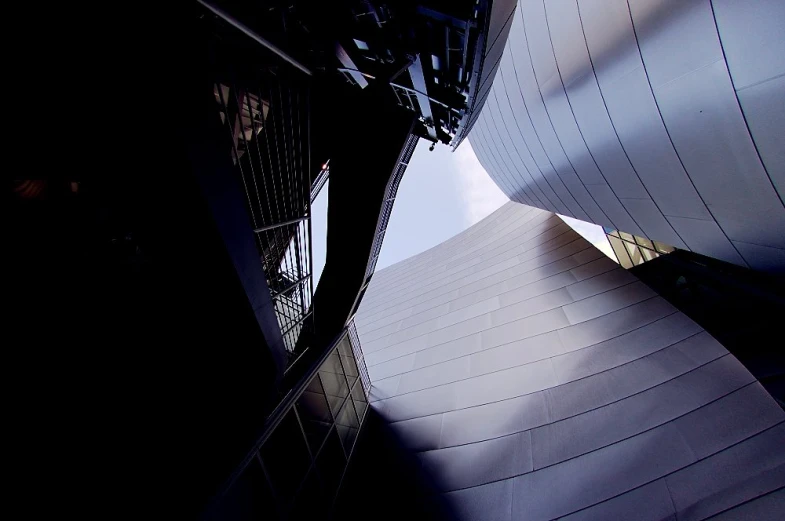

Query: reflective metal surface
[469,0,785,272]
[354,203,785,520]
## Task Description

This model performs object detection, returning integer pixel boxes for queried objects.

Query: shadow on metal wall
[335,408,458,520]
[632,251,785,409]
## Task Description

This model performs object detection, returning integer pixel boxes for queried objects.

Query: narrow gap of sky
[374,140,508,270]
[310,139,616,284]
[311,140,508,283]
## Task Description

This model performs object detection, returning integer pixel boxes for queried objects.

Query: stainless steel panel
[478,113,539,206]
[440,393,547,447]
[454,357,558,408]
[438,296,501,329]
[673,383,784,460]
[543,0,655,206]
[562,281,655,324]
[585,183,645,236]
[593,60,713,222]
[704,489,785,521]
[731,239,785,274]
[484,87,553,210]
[712,0,785,89]
[480,307,570,350]
[412,333,482,370]
[470,119,520,202]
[366,352,415,381]
[666,215,746,265]
[736,76,785,201]
[518,1,613,220]
[512,424,695,521]
[578,0,725,247]
[556,297,675,352]
[629,0,785,266]
[531,356,752,470]
[476,109,537,206]
[619,197,687,249]
[467,0,785,270]
[469,331,566,377]
[490,287,574,327]
[419,431,530,491]
[490,82,560,212]
[357,203,785,519]
[628,0,722,88]
[368,373,400,402]
[713,0,785,198]
[551,313,703,384]
[497,52,575,215]
[653,59,785,250]
[387,414,443,451]
[379,382,458,422]
[564,268,636,301]
[474,120,520,202]
[443,479,513,521]
[558,480,676,521]
[665,423,785,521]
[395,356,470,395]
[506,10,594,216]
[497,268,580,307]
[568,254,618,280]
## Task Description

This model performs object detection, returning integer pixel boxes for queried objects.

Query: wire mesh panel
[347,320,371,396]
[214,69,314,360]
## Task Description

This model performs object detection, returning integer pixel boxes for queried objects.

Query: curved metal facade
[469,0,785,272]
[355,202,785,520]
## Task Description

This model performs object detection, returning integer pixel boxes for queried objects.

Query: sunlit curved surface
[469,0,785,272]
[355,202,785,520]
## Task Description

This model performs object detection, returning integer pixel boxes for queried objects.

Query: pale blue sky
[375,140,509,269]
[311,139,614,284]
[311,140,508,284]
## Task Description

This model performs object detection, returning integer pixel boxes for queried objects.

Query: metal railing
[347,320,371,395]
[310,160,329,203]
[365,132,419,278]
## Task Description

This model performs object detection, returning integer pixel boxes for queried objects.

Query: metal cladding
[355,202,785,521]
[469,0,785,273]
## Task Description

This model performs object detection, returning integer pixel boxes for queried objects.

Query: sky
[311,138,616,285]
[374,140,509,269]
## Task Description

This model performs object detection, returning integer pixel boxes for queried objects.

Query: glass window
[318,352,350,416]
[609,235,634,269]
[318,371,348,417]
[334,398,360,454]
[641,248,659,262]
[635,236,655,250]
[315,427,346,499]
[341,354,359,377]
[260,410,312,503]
[342,355,359,390]
[619,231,635,243]
[337,337,353,358]
[351,382,368,422]
[296,375,333,453]
[625,240,645,266]
[216,457,274,521]
[289,469,326,519]
[320,350,344,374]
[653,240,675,254]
